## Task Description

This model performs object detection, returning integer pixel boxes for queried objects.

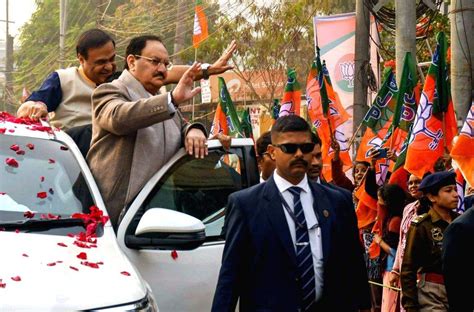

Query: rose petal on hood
[26,143,34,150]
[10,144,20,152]
[23,211,35,218]
[5,158,19,168]
[37,192,47,199]
[120,271,131,276]
[11,276,21,282]
[171,250,178,260]
[76,252,87,260]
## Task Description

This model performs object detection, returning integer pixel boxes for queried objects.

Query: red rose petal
[22,253,28,257]
[0,128,6,134]
[69,266,79,271]
[97,261,104,265]
[11,276,21,282]
[57,242,67,247]
[15,229,20,234]
[121,271,131,276]
[76,252,87,260]
[26,143,34,150]
[5,158,19,168]
[73,241,91,249]
[47,262,56,266]
[81,261,99,269]
[56,261,63,263]
[37,192,47,199]
[10,144,20,151]
[40,176,45,182]
[16,150,25,155]
[60,146,69,151]
[171,250,178,260]
[0,281,5,288]
[8,129,15,133]
[23,211,35,218]
[0,192,5,195]
[67,233,75,238]
[48,158,55,164]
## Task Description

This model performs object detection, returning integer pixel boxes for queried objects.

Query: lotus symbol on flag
[279,101,294,116]
[410,92,443,150]
[340,62,355,88]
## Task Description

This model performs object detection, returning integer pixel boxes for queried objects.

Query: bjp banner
[314,12,379,145]
[405,32,458,178]
[192,0,208,48]
[451,102,474,187]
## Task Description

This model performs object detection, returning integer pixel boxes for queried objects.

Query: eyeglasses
[273,143,315,154]
[134,55,173,70]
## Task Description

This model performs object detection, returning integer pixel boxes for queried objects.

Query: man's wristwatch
[202,63,211,80]
[169,90,177,107]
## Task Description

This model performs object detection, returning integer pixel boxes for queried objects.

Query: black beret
[419,171,456,193]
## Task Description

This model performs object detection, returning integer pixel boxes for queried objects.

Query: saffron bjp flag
[451,102,474,187]
[405,32,458,178]
[356,66,398,163]
[209,102,228,137]
[387,53,420,190]
[192,0,208,49]
[217,77,244,137]
[355,178,378,229]
[278,68,301,116]
[306,54,352,181]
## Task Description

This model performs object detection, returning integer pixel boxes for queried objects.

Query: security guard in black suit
[443,199,474,312]
[401,171,459,312]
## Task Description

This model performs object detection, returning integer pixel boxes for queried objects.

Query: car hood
[0,229,147,311]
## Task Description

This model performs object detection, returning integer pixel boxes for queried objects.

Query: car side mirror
[125,208,206,250]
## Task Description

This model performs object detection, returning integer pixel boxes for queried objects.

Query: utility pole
[353,0,370,141]
[59,0,67,68]
[450,0,474,121]
[173,0,187,65]
[395,0,416,84]
[5,0,14,111]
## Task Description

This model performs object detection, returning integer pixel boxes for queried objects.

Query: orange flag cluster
[306,54,352,182]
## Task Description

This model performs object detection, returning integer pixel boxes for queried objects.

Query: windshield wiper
[0,218,85,231]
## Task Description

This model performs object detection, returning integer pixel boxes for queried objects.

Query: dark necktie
[288,186,316,311]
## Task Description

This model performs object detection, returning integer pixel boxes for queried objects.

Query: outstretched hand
[172,62,202,104]
[209,40,237,75]
[17,101,48,120]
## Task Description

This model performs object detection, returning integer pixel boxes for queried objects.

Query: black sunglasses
[273,143,315,154]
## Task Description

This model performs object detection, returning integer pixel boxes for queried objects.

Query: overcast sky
[0,0,37,42]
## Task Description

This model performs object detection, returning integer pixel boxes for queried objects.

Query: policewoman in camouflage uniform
[401,171,459,312]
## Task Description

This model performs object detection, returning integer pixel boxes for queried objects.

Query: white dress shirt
[273,171,324,301]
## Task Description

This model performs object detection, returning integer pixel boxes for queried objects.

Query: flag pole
[192,47,197,121]
[348,121,364,149]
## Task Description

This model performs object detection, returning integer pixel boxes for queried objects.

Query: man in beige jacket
[87,35,224,227]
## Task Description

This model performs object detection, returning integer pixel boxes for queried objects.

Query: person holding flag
[404,32,458,179]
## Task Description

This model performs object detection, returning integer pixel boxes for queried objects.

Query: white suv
[0,116,258,311]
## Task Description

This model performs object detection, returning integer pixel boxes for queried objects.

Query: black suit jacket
[443,205,474,312]
[212,176,370,311]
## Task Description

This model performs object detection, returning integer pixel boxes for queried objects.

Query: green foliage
[14,0,97,92]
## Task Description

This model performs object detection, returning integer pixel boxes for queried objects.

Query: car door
[117,141,258,312]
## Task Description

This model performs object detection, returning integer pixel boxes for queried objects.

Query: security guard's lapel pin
[323,209,329,218]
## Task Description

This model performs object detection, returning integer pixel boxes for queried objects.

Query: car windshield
[1,134,95,227]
